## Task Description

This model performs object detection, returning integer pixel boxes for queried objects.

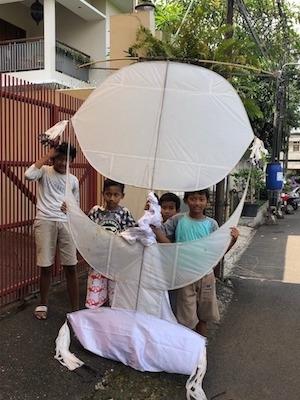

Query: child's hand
[61,201,67,214]
[151,226,170,243]
[230,227,239,241]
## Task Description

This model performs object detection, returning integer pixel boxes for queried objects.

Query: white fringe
[186,347,208,400]
[45,120,69,141]
[54,321,84,371]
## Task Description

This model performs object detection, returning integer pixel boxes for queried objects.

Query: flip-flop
[34,305,48,320]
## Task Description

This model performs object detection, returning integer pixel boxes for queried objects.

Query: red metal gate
[0,74,97,307]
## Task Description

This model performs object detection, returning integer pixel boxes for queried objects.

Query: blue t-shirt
[163,213,218,242]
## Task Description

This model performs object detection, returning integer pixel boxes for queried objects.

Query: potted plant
[232,167,265,217]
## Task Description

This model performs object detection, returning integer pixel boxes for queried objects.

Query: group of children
[25,142,239,337]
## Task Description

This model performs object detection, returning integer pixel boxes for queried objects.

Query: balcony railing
[0,37,44,72]
[0,38,90,82]
[55,41,90,82]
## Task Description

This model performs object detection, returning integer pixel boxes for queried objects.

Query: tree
[129,0,300,150]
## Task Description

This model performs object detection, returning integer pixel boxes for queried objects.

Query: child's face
[185,194,207,217]
[53,154,67,174]
[103,185,124,210]
[161,201,178,222]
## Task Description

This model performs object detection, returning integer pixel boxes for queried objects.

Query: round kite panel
[72,61,253,191]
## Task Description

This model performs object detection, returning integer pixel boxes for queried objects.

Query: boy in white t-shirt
[25,142,79,320]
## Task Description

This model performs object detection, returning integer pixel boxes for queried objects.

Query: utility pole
[274,0,288,166]
[272,72,286,163]
[268,0,288,216]
[214,0,234,279]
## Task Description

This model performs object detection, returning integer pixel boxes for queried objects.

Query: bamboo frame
[79,56,276,77]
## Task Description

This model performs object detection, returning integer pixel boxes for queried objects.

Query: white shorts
[34,219,77,267]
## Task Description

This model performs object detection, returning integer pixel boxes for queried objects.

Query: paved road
[204,211,300,400]
[1,212,300,400]
[0,278,186,400]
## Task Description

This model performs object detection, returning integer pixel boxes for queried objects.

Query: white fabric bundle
[249,137,268,165]
[67,308,206,376]
[121,192,161,246]
[54,321,84,370]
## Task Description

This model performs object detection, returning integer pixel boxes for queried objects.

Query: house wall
[0,2,43,37]
[287,133,300,170]
[58,87,94,100]
[105,0,122,57]
[1,1,138,87]
[55,2,109,86]
[110,10,155,69]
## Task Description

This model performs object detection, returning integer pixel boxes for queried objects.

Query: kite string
[173,0,196,41]
[150,60,170,191]
[135,246,146,311]
[65,128,71,198]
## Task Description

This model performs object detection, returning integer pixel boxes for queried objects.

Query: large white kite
[55,61,254,400]
[72,61,253,191]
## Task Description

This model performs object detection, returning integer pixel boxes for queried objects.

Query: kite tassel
[186,347,208,400]
[54,320,84,371]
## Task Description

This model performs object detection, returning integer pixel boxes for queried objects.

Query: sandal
[34,305,48,320]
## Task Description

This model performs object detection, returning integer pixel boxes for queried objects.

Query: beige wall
[58,88,94,101]
[110,10,154,69]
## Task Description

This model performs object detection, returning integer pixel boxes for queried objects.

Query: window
[293,141,300,152]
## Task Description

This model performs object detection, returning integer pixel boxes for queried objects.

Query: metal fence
[0,38,90,82]
[0,74,97,307]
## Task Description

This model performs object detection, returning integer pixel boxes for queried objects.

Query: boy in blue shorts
[154,189,239,337]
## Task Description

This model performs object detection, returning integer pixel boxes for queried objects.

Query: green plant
[56,44,90,65]
[232,167,265,203]
[127,26,171,58]
[128,0,300,150]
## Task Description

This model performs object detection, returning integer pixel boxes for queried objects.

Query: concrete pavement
[204,211,300,400]
[1,211,300,399]
[0,278,187,400]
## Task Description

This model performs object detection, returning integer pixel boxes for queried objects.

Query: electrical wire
[172,0,195,40]
[235,0,270,60]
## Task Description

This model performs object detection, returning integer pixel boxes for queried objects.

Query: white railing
[0,38,44,72]
[0,38,90,82]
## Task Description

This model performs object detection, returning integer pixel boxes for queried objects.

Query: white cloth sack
[67,307,206,376]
